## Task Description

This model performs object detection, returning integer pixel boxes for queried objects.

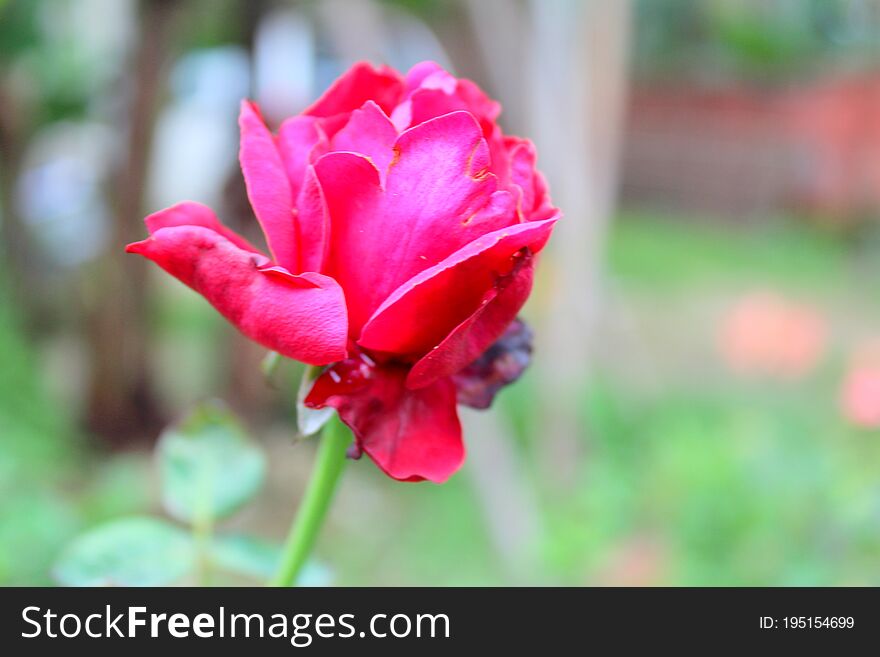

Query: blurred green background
[3,0,880,586]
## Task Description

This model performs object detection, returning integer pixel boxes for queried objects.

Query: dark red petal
[126,225,347,365]
[238,100,298,271]
[358,217,556,360]
[304,61,404,118]
[144,201,260,253]
[305,358,464,483]
[453,318,533,409]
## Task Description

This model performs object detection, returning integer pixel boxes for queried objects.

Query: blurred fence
[621,73,880,219]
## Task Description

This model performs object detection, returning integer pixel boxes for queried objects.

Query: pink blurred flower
[718,291,826,379]
[840,339,880,428]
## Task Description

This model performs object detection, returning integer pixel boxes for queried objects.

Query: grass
[607,211,853,291]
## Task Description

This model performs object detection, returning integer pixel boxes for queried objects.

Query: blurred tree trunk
[84,0,181,445]
[0,84,24,273]
[0,75,37,319]
[316,0,387,64]
[459,0,528,131]
[528,0,632,484]
[461,407,546,584]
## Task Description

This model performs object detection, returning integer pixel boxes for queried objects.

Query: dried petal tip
[453,318,533,409]
[346,442,364,460]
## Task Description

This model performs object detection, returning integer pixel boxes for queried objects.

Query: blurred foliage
[54,516,195,586]
[541,379,880,585]
[0,279,71,481]
[157,401,265,524]
[0,271,152,584]
[0,272,76,584]
[50,401,326,586]
[0,0,91,123]
[635,0,880,82]
[0,0,39,60]
[608,212,850,292]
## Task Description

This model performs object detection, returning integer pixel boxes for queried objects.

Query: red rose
[128,61,559,482]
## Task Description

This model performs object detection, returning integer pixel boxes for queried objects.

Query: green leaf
[210,534,282,580]
[297,561,333,587]
[53,517,193,587]
[158,401,265,524]
[210,535,333,585]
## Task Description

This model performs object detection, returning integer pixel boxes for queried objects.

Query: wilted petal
[453,318,533,409]
[126,225,347,365]
[305,356,463,483]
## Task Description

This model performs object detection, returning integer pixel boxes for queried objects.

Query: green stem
[270,414,350,586]
[193,465,215,586]
[193,509,213,586]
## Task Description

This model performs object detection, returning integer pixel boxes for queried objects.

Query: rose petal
[305,357,464,482]
[403,61,446,92]
[314,111,518,333]
[294,165,330,273]
[126,225,347,365]
[238,100,298,271]
[393,62,501,135]
[406,255,534,389]
[329,100,398,178]
[144,201,260,253]
[358,217,556,360]
[396,62,555,222]
[276,115,329,200]
[304,61,404,119]
[500,136,556,221]
[406,82,501,136]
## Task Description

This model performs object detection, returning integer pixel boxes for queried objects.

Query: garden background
[3,0,880,586]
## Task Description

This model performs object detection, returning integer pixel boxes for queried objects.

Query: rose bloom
[128,61,559,482]
[718,291,826,380]
[840,339,880,429]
